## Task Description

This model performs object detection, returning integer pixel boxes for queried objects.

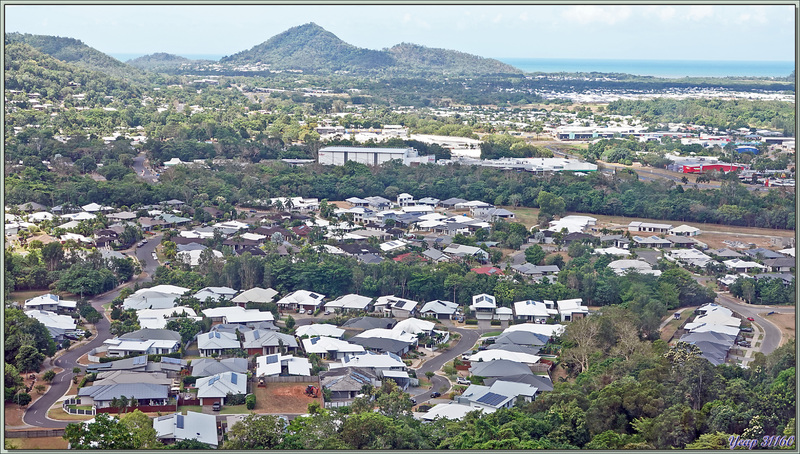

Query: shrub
[182,376,198,385]
[465,319,478,325]
[245,393,256,410]
[490,319,501,326]
[14,392,32,406]
[42,370,56,382]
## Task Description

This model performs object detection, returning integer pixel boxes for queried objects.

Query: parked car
[410,398,416,405]
[747,317,755,321]
[430,392,441,398]
[212,402,221,411]
[324,310,331,315]
[298,309,306,315]
[737,341,751,348]
[457,377,471,385]
[740,327,753,332]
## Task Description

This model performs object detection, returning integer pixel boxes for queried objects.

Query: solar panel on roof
[231,373,238,384]
[176,414,184,429]
[476,392,508,407]
[309,293,319,299]
[215,332,221,338]
[310,337,319,345]
[133,356,146,365]
[253,330,261,340]
[162,357,181,364]
[266,355,278,364]
[208,332,214,339]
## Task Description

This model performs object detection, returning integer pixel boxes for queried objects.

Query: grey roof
[487,343,542,356]
[120,328,182,342]
[709,248,744,258]
[190,358,249,377]
[211,324,254,335]
[469,359,534,377]
[485,374,554,392]
[320,367,379,392]
[349,337,411,355]
[440,197,468,206]
[753,273,795,284]
[419,299,458,315]
[342,317,397,330]
[242,330,297,349]
[78,383,169,401]
[494,331,548,346]
[763,257,795,268]
[356,253,384,265]
[742,248,785,259]
[177,243,207,252]
[422,249,448,261]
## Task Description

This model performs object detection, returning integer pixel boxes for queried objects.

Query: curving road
[133,152,159,183]
[713,291,794,355]
[411,324,488,404]
[23,236,162,428]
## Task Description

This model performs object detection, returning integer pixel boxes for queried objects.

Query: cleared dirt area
[4,369,61,427]
[761,312,795,348]
[6,436,69,450]
[252,382,323,414]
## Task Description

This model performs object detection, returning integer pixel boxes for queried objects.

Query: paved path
[23,236,162,428]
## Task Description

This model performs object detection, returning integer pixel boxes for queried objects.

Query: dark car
[410,398,416,405]
[212,402,221,411]
[740,327,753,332]
[430,392,441,398]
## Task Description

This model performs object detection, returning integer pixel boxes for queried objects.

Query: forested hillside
[126,52,211,72]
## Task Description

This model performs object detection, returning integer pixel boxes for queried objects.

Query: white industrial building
[318,146,435,166]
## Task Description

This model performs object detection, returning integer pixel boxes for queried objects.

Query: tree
[63,413,137,449]
[119,410,161,449]
[560,316,600,374]
[14,392,32,406]
[223,414,286,449]
[15,344,45,373]
[5,363,24,400]
[537,191,566,217]
[42,369,56,382]
[524,244,546,265]
[167,439,213,449]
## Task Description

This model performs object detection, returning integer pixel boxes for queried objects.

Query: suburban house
[77,383,169,409]
[631,235,672,248]
[723,259,768,273]
[295,324,345,339]
[457,380,539,411]
[443,244,489,261]
[119,328,181,343]
[86,355,186,377]
[763,257,795,273]
[608,259,661,276]
[669,224,702,237]
[469,359,535,379]
[190,358,249,377]
[23,293,77,312]
[679,331,736,366]
[547,215,597,233]
[513,300,551,323]
[373,296,418,319]
[628,221,673,234]
[92,370,172,388]
[470,294,497,320]
[341,316,397,331]
[397,193,414,206]
[201,306,275,326]
[418,299,459,320]
[320,367,381,401]
[242,329,298,356]
[24,310,77,341]
[325,294,374,313]
[122,285,189,311]
[255,354,311,377]
[742,248,786,260]
[137,306,200,330]
[556,298,589,322]
[276,290,326,313]
[302,336,366,360]
[469,349,540,365]
[197,331,241,357]
[194,287,238,303]
[154,412,219,448]
[104,338,180,358]
[328,351,408,374]
[230,287,278,308]
[421,403,483,421]
[350,329,417,356]
[195,372,248,406]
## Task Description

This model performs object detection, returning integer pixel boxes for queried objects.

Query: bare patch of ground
[6,436,69,450]
[252,382,323,414]
[761,312,795,348]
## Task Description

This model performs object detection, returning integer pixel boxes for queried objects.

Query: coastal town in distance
[3,4,796,451]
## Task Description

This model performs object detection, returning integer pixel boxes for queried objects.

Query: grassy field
[660,308,698,342]
[6,436,69,450]
[47,407,94,421]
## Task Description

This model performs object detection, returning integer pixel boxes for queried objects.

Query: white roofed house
[397,193,414,207]
[201,306,275,326]
[25,310,78,341]
[723,259,768,273]
[418,299,459,320]
[470,294,497,320]
[197,331,241,357]
[557,298,589,322]
[103,333,180,357]
[276,290,326,313]
[24,293,77,312]
[255,354,311,377]
[457,380,539,412]
[374,295,418,319]
[325,294,374,313]
[122,285,189,311]
[231,287,278,307]
[669,224,702,237]
[242,329,298,356]
[196,372,247,407]
[513,300,551,323]
[295,324,345,339]
[443,244,489,261]
[628,221,672,234]
[154,411,219,448]
[78,382,169,409]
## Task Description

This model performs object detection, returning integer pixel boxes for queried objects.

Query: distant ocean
[498,58,795,78]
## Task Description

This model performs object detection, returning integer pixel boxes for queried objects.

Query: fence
[257,376,320,384]
[87,346,108,363]
[62,398,95,415]
[324,400,352,409]
[6,429,66,438]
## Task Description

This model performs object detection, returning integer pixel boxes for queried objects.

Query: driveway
[23,235,162,428]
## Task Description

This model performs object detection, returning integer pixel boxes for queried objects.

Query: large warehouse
[318,146,435,166]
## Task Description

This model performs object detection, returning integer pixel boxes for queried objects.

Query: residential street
[22,236,162,428]
[713,291,794,356]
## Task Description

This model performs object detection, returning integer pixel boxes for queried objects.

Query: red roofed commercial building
[681,164,747,174]
[471,266,504,276]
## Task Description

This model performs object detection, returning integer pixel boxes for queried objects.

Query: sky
[4,4,796,61]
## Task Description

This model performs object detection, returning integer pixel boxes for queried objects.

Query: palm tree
[118,395,129,414]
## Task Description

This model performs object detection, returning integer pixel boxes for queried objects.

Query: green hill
[388,42,521,75]
[220,23,395,72]
[5,32,145,80]
[220,22,519,76]
[4,42,141,103]
[126,52,214,72]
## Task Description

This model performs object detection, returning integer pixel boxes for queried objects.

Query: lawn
[481,331,502,338]
[177,405,202,413]
[220,404,249,414]
[6,436,69,450]
[660,308,697,342]
[47,407,94,421]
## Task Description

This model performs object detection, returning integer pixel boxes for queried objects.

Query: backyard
[252,382,323,414]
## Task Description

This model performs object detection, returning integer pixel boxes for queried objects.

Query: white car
[457,377,471,385]
[298,309,306,314]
